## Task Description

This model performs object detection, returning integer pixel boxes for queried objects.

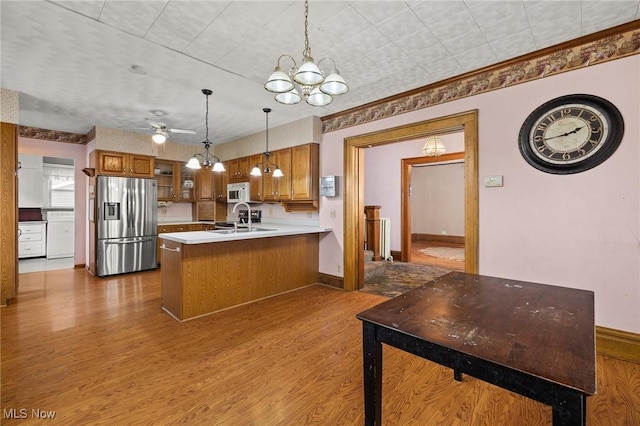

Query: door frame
[401,151,465,262]
[343,110,478,291]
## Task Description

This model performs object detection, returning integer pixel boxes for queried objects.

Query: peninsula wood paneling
[163,234,319,320]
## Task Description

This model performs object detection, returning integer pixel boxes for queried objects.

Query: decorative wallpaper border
[19,125,87,144]
[322,21,640,134]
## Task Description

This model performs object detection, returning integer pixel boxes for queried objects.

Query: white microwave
[227,182,251,203]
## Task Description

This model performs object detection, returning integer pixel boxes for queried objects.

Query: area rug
[360,262,451,298]
[419,246,465,261]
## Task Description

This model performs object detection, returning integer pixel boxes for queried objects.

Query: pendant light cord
[302,0,311,59]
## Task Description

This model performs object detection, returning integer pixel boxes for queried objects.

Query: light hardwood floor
[2,268,639,425]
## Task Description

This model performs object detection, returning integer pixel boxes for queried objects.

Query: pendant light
[422,136,446,157]
[250,108,283,177]
[186,89,225,172]
[264,0,348,107]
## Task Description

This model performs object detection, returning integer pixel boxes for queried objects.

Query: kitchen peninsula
[159,224,330,321]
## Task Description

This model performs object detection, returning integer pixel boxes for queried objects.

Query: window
[43,164,74,208]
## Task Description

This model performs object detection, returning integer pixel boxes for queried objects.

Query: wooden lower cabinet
[157,223,216,263]
[161,234,319,321]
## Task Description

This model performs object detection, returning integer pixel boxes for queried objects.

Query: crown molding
[322,20,640,134]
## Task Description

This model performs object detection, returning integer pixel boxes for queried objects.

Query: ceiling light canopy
[186,89,225,172]
[250,108,283,177]
[422,136,446,157]
[264,0,348,107]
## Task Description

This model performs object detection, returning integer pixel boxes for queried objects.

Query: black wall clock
[518,94,624,174]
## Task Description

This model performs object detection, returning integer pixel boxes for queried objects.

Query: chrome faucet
[232,202,252,232]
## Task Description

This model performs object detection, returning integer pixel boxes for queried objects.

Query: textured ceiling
[2,0,639,146]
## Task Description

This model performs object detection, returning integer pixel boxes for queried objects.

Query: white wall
[319,55,640,334]
[411,162,465,237]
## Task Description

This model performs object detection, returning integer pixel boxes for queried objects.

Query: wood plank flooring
[2,269,639,425]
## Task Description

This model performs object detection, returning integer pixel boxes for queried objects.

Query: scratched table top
[357,271,596,394]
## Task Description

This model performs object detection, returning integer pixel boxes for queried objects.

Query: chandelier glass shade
[264,0,348,107]
[250,108,283,177]
[186,89,225,172]
[422,136,446,157]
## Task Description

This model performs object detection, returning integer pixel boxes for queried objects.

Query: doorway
[403,152,465,270]
[343,110,479,291]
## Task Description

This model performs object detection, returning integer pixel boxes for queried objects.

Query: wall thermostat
[320,176,339,197]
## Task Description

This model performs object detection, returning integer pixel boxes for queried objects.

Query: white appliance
[227,182,251,203]
[46,211,74,259]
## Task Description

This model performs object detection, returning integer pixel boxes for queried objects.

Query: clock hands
[544,126,584,141]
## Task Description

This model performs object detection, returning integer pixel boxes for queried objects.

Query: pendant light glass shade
[307,87,332,106]
[422,136,446,157]
[320,71,349,96]
[275,88,302,105]
[272,168,284,178]
[250,166,261,176]
[293,60,323,85]
[265,67,295,93]
[212,161,225,172]
[186,156,201,169]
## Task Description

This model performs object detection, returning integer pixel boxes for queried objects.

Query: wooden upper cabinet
[228,156,251,183]
[214,164,228,202]
[290,144,319,200]
[94,151,154,178]
[275,148,292,201]
[249,154,263,201]
[195,167,214,201]
[156,160,194,202]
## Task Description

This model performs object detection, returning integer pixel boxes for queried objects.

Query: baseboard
[74,263,85,269]
[390,250,401,261]
[596,326,640,364]
[412,233,465,245]
[317,272,344,289]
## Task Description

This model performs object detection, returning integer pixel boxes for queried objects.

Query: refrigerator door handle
[104,237,154,245]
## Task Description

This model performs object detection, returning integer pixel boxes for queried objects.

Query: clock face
[519,95,624,174]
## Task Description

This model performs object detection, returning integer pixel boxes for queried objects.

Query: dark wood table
[356,271,596,425]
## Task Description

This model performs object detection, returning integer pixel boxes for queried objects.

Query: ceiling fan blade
[145,119,164,129]
[168,128,196,134]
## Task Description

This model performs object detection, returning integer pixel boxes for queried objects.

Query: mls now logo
[3,408,56,419]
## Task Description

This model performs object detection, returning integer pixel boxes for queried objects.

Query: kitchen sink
[208,227,277,234]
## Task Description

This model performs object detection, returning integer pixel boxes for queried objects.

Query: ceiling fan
[136,119,196,144]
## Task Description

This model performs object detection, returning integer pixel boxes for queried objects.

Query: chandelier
[250,108,283,177]
[186,89,225,171]
[264,0,348,107]
[422,136,446,157]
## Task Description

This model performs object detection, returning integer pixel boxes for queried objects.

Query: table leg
[454,369,462,381]
[363,322,382,426]
[552,393,586,426]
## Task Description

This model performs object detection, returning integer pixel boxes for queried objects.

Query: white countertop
[159,223,332,244]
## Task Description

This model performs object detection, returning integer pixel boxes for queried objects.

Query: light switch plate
[484,175,503,187]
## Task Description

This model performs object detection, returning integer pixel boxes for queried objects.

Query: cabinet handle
[160,244,180,253]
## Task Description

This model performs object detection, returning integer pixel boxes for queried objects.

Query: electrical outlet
[330,210,336,218]
[337,264,341,273]
[268,208,273,215]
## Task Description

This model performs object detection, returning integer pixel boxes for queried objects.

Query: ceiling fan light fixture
[152,131,167,144]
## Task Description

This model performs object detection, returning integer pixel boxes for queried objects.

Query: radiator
[380,218,391,261]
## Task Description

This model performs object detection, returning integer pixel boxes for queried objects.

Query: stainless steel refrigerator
[96,176,157,277]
